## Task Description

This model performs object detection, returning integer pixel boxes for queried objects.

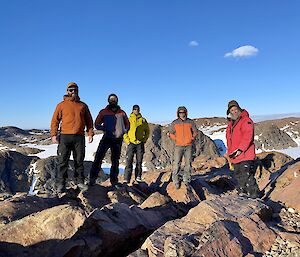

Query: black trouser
[233,160,261,198]
[90,137,123,185]
[57,134,85,191]
[124,143,145,182]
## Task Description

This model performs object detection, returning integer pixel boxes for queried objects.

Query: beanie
[227,100,241,115]
[66,82,78,90]
[108,93,118,103]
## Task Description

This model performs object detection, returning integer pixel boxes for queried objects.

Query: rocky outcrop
[0,151,36,194]
[32,157,108,195]
[255,151,294,190]
[141,194,276,257]
[0,193,64,227]
[268,159,300,212]
[254,123,297,150]
[0,204,85,246]
[116,123,220,170]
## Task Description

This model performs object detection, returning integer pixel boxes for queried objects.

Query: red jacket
[226,110,255,164]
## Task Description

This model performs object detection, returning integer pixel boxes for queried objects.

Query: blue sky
[1,1,300,129]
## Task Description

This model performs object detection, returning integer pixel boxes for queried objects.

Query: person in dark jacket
[51,82,94,193]
[89,94,129,187]
[123,105,150,183]
[167,106,198,189]
[226,100,262,198]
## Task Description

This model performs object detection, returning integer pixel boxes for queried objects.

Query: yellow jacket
[123,113,150,144]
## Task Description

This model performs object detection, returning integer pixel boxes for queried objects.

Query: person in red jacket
[226,100,261,198]
[167,106,198,189]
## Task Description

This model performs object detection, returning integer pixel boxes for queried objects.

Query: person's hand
[229,149,242,158]
[167,132,170,137]
[88,136,93,143]
[51,136,58,144]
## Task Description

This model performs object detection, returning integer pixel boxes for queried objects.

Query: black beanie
[132,104,140,110]
[108,93,118,103]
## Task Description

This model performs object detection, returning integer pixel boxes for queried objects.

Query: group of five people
[50,82,261,198]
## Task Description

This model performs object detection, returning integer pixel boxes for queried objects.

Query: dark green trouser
[172,145,192,184]
[124,142,145,182]
[57,134,85,191]
[233,160,261,198]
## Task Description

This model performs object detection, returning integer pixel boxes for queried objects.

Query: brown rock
[0,193,63,227]
[142,194,275,256]
[140,192,171,209]
[269,160,300,212]
[166,182,201,205]
[0,204,85,246]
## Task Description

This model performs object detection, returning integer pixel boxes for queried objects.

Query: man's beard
[231,112,240,120]
[108,103,118,111]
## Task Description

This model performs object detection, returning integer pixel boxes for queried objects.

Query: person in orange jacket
[51,82,94,193]
[226,100,261,198]
[167,106,198,189]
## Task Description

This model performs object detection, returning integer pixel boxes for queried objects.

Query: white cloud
[224,45,259,58]
[189,40,199,47]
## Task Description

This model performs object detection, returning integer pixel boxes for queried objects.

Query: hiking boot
[77,183,88,192]
[123,179,130,185]
[112,182,123,190]
[174,182,180,189]
[135,177,143,183]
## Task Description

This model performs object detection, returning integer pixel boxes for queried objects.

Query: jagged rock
[141,194,275,256]
[117,123,220,171]
[269,160,300,212]
[255,151,294,190]
[166,182,201,205]
[0,193,64,227]
[0,204,85,246]
[51,201,188,257]
[254,123,297,150]
[0,151,36,194]
[140,192,172,209]
[32,157,108,195]
[193,156,228,172]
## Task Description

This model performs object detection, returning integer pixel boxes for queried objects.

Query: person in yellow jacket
[123,105,150,183]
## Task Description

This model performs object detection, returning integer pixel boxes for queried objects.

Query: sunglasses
[133,108,139,110]
[179,111,186,114]
[68,88,77,92]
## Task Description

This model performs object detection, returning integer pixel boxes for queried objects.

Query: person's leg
[233,162,246,194]
[110,139,123,185]
[183,145,193,185]
[57,135,72,192]
[135,143,145,180]
[73,135,85,185]
[89,137,110,185]
[124,143,136,183]
[243,160,261,198]
[172,146,184,188]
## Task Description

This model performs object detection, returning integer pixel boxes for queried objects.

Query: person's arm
[95,110,105,130]
[84,105,94,142]
[143,119,150,142]
[191,121,198,140]
[168,121,176,140]
[50,104,62,142]
[238,119,254,152]
[123,112,130,132]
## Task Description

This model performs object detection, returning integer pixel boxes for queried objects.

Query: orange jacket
[169,118,198,146]
[51,96,94,137]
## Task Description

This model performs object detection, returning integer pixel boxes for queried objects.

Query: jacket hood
[177,106,188,118]
[63,95,80,102]
[228,109,249,123]
[130,112,142,119]
[106,104,121,112]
